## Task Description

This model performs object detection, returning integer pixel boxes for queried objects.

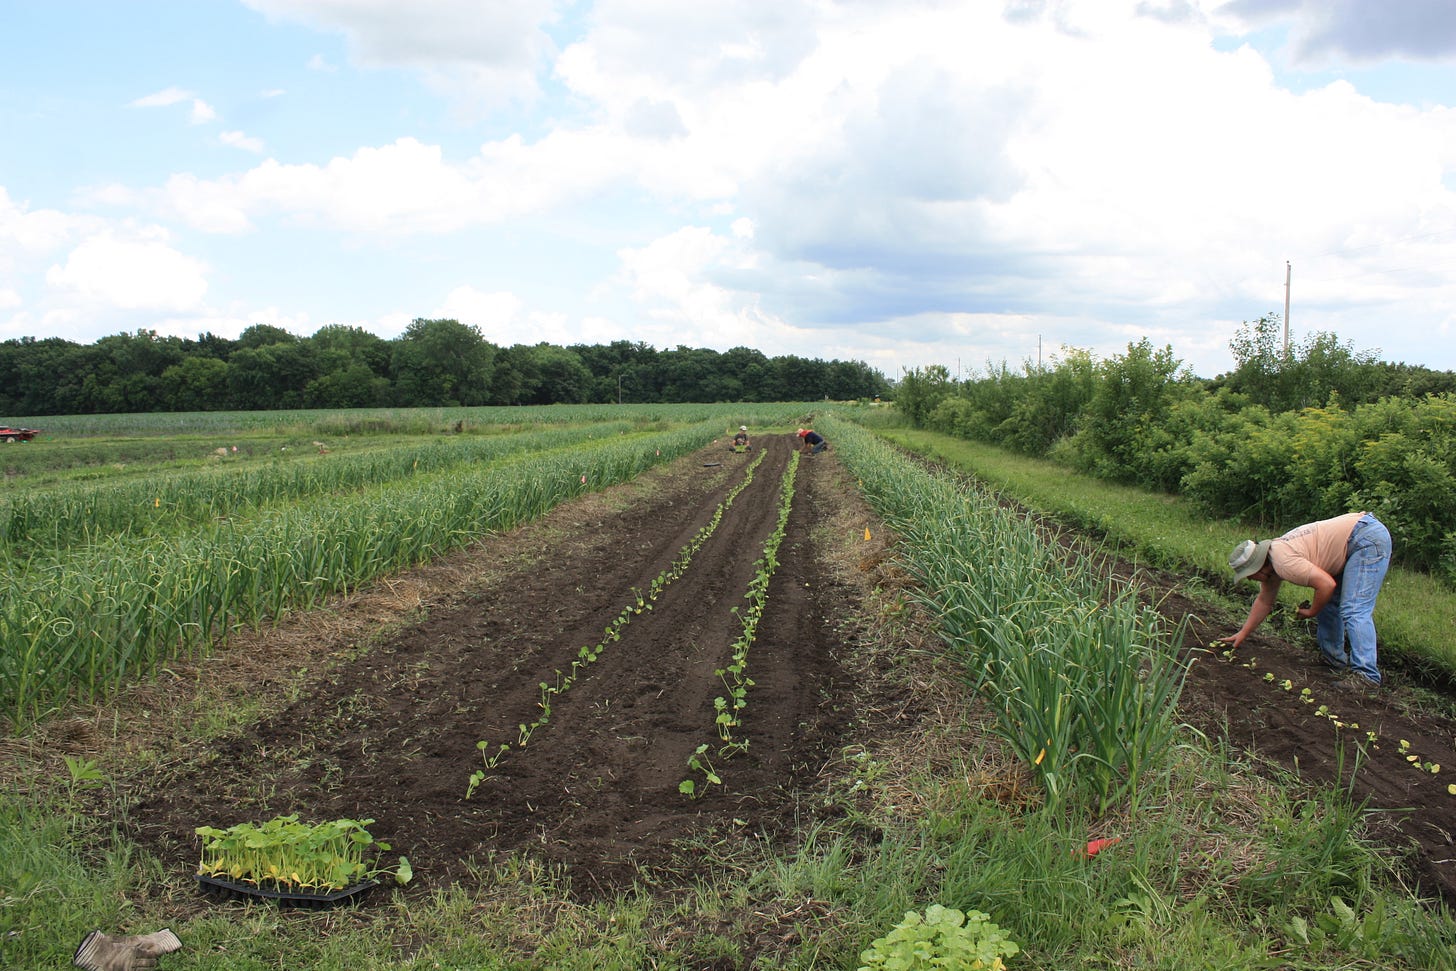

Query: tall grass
[820,416,1189,813]
[0,422,643,552]
[0,421,725,730]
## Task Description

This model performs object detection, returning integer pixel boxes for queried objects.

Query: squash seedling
[195,815,411,895]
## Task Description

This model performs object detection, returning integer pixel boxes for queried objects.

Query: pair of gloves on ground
[73,929,182,971]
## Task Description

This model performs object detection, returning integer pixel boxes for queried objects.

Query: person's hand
[1295,600,1316,619]
[1213,633,1245,649]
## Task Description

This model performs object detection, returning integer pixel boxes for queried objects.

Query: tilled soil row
[128,442,853,895]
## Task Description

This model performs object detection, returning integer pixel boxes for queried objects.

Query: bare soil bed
[125,439,857,898]
[70,440,1456,908]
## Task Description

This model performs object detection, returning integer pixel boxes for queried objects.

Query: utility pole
[1283,261,1291,359]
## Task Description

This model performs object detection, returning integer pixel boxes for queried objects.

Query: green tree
[1077,339,1193,484]
[160,357,229,411]
[896,364,954,427]
[533,345,592,404]
[1223,314,1383,411]
[390,319,495,406]
[307,325,392,407]
[237,323,298,349]
[995,349,1097,455]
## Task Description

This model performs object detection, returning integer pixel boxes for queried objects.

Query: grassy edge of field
[4,421,1456,969]
[865,423,1456,681]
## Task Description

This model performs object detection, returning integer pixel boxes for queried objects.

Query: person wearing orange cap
[796,427,827,454]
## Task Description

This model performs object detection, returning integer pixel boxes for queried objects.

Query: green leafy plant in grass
[62,754,106,798]
[857,904,1019,970]
[195,815,411,892]
[1287,896,1392,961]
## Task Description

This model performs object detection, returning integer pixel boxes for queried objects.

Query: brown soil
[29,440,1456,913]
[123,441,857,899]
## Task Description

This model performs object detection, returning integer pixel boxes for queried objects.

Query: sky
[3,0,1456,381]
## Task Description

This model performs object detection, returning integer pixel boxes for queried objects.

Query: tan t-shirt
[1268,512,1364,587]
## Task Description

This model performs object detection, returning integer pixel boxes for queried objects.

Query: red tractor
[0,425,40,443]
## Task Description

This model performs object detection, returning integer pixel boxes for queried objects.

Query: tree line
[895,315,1456,581]
[0,319,891,416]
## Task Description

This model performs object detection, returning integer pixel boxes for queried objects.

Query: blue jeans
[1316,514,1391,683]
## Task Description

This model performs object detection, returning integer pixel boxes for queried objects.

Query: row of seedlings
[466,449,769,797]
[682,449,800,797]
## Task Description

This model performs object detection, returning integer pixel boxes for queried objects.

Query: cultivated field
[3,405,1455,969]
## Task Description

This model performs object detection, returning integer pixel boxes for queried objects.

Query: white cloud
[143,133,642,234]
[437,285,524,329]
[1213,0,1456,64]
[129,86,194,108]
[155,174,255,234]
[0,188,79,258]
[12,0,1456,375]
[220,130,266,153]
[244,0,559,107]
[615,225,782,351]
[128,87,216,124]
[434,285,621,347]
[45,231,208,312]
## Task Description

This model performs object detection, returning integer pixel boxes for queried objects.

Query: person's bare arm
[1296,567,1337,619]
[1218,577,1282,647]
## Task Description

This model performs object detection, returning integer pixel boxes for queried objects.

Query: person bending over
[1218,512,1391,685]
[796,428,827,454]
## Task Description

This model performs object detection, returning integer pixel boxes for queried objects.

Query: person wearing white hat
[1218,512,1391,685]
[730,425,750,452]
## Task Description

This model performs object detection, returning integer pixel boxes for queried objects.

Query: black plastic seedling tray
[195,873,378,909]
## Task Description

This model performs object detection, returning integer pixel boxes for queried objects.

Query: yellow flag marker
[864,527,871,541]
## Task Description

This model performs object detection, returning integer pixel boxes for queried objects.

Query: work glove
[73,928,182,971]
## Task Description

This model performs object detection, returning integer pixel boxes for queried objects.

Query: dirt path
[96,441,1456,907]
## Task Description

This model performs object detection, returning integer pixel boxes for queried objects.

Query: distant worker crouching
[730,425,751,452]
[796,428,827,454]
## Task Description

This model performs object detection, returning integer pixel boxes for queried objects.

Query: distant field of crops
[1,402,782,439]
[0,403,809,730]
